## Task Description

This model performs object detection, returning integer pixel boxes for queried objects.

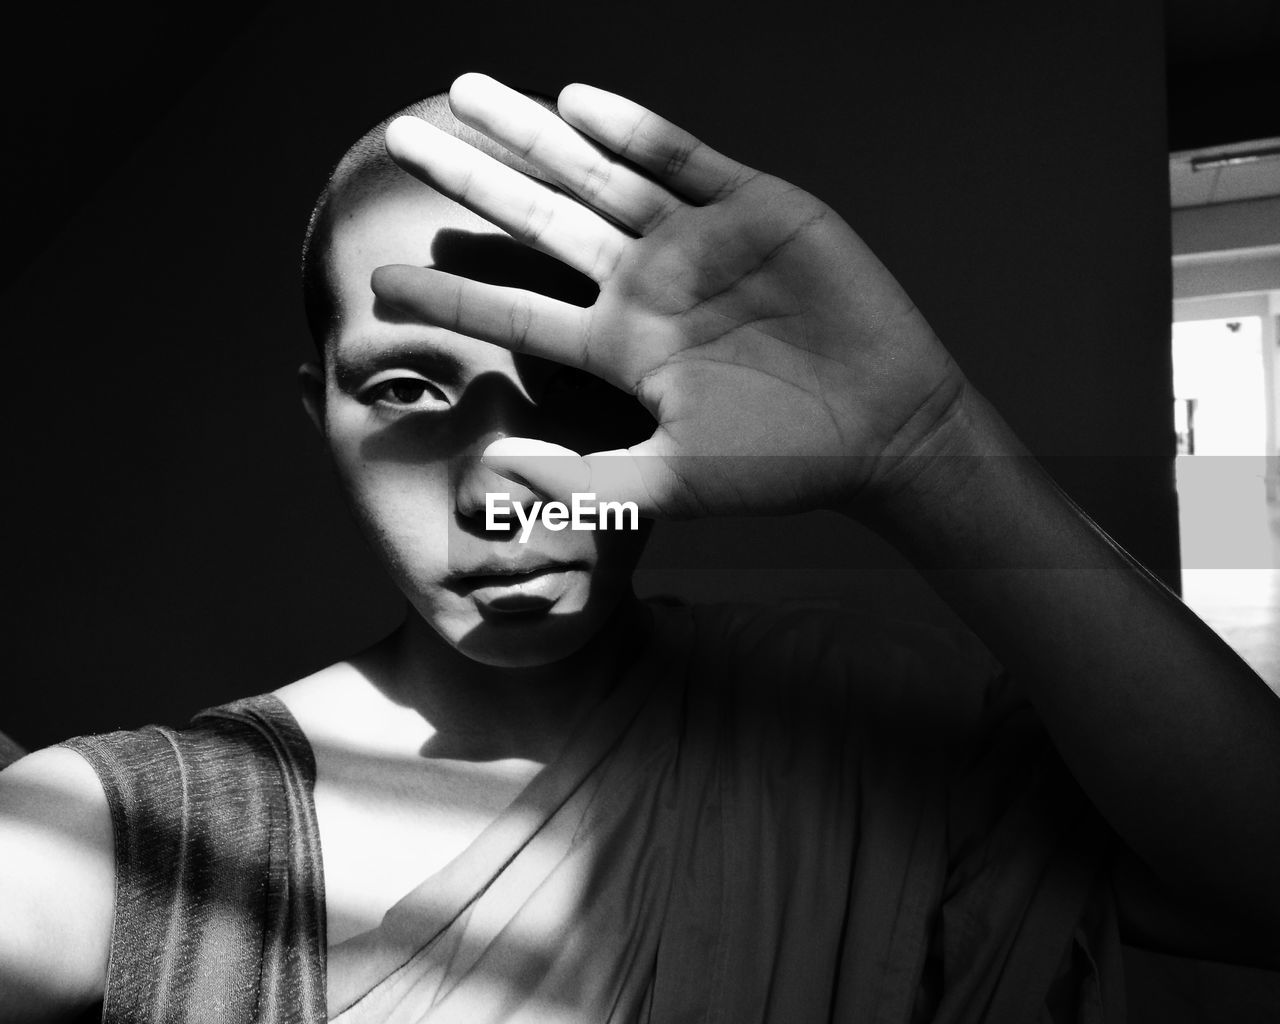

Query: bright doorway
[1172,296,1280,691]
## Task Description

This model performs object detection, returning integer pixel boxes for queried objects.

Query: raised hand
[372,73,970,518]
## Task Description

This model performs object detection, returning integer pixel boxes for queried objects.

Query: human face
[307,182,651,668]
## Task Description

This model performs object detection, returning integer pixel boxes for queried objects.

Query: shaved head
[300,90,558,350]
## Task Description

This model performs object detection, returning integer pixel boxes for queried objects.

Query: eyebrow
[331,337,465,392]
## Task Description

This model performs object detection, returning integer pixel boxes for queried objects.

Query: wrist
[850,380,1015,508]
[842,385,1046,567]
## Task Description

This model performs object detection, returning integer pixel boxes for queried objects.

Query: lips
[447,560,587,612]
[447,560,584,589]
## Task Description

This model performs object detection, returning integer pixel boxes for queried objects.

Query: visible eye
[365,376,447,411]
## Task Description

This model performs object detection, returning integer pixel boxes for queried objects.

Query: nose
[451,373,546,525]
[453,443,544,524]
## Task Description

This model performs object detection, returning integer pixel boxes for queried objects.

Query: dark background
[4,0,1277,741]
[2,0,1209,746]
[4,12,1277,716]
[4,1,1280,1018]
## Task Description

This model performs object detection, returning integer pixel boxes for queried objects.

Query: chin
[447,609,610,668]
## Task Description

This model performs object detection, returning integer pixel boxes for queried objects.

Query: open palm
[373,74,966,517]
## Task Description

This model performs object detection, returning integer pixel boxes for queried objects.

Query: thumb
[480,436,672,515]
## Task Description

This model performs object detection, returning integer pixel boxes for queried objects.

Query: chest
[311,749,542,947]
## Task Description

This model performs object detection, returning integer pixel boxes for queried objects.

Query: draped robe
[65,602,1123,1023]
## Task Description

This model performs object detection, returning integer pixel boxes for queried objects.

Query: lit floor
[1180,489,1280,694]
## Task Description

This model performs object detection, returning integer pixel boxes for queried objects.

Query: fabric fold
[64,601,1122,1024]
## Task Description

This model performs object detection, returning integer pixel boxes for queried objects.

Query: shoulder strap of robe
[61,695,326,1024]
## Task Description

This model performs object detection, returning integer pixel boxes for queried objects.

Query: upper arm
[1111,844,1280,970]
[0,747,114,1023]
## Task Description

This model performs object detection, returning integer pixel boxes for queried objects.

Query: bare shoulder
[272,658,389,745]
[272,645,431,755]
[0,746,113,1022]
[272,658,371,725]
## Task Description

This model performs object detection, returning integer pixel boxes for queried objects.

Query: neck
[364,597,652,765]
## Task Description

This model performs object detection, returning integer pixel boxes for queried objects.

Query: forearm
[855,383,1280,922]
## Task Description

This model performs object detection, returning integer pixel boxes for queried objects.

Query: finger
[448,73,681,235]
[480,438,591,498]
[481,436,673,516]
[372,264,599,374]
[556,83,753,204]
[384,116,629,284]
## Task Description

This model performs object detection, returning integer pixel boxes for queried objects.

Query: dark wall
[5,0,1173,750]
[1165,0,1280,150]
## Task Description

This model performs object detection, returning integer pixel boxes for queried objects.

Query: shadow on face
[357,227,655,474]
[314,201,658,668]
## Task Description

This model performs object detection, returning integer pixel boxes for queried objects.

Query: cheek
[349,467,450,535]
[349,474,452,589]
[325,423,454,575]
